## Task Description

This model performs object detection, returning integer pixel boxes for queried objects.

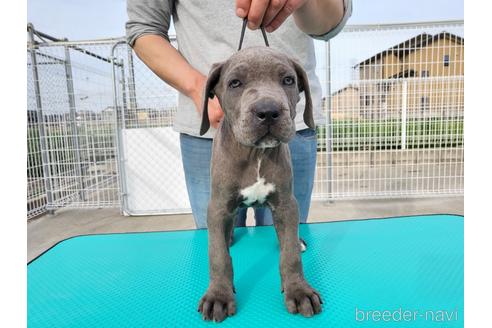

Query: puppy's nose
[254,100,280,125]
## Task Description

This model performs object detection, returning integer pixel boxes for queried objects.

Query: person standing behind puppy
[126,0,352,229]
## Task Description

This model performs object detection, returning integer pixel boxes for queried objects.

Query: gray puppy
[197,47,322,322]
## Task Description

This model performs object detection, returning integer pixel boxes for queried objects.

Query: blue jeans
[180,129,317,229]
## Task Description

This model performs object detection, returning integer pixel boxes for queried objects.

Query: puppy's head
[199,47,314,148]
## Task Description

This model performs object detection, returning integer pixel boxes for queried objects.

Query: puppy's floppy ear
[200,62,224,136]
[291,59,315,129]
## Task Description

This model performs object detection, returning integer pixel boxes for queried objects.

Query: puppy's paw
[284,280,322,317]
[198,285,236,322]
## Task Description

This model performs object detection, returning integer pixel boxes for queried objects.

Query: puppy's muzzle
[253,99,281,126]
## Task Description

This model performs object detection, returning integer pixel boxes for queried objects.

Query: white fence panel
[121,127,190,215]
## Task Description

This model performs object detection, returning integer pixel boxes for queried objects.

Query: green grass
[317,118,464,151]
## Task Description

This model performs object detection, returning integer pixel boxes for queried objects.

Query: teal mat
[28,215,463,327]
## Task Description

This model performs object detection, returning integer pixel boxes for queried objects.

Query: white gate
[111,41,191,215]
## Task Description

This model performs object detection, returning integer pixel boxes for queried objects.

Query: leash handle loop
[238,18,270,51]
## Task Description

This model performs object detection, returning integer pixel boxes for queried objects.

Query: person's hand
[190,74,224,129]
[204,96,224,129]
[235,0,309,32]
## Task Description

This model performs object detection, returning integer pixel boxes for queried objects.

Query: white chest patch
[240,159,275,206]
[240,177,276,206]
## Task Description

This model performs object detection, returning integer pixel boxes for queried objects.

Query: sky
[27,0,463,40]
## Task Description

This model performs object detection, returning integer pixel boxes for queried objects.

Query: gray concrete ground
[27,196,463,263]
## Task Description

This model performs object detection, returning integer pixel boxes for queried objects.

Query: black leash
[237,18,270,51]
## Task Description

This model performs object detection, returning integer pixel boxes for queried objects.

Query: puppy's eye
[228,79,242,88]
[282,76,295,86]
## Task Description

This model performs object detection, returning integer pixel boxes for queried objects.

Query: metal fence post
[325,40,334,201]
[119,59,129,116]
[111,41,130,214]
[401,80,408,150]
[63,41,86,201]
[28,23,55,214]
[127,46,138,111]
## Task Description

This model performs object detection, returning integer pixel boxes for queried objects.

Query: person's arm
[126,0,223,128]
[294,0,347,37]
[236,0,352,40]
[132,36,203,109]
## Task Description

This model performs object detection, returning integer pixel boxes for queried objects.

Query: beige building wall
[404,37,464,117]
[357,34,464,119]
[382,52,402,79]
[359,58,383,117]
[331,87,361,120]
[404,36,464,77]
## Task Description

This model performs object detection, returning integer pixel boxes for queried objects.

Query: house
[352,32,464,119]
[330,85,360,120]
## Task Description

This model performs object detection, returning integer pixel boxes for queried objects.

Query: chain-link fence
[27,20,464,219]
[27,26,120,219]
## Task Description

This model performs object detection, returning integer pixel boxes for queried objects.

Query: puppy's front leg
[198,199,236,322]
[271,195,322,317]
